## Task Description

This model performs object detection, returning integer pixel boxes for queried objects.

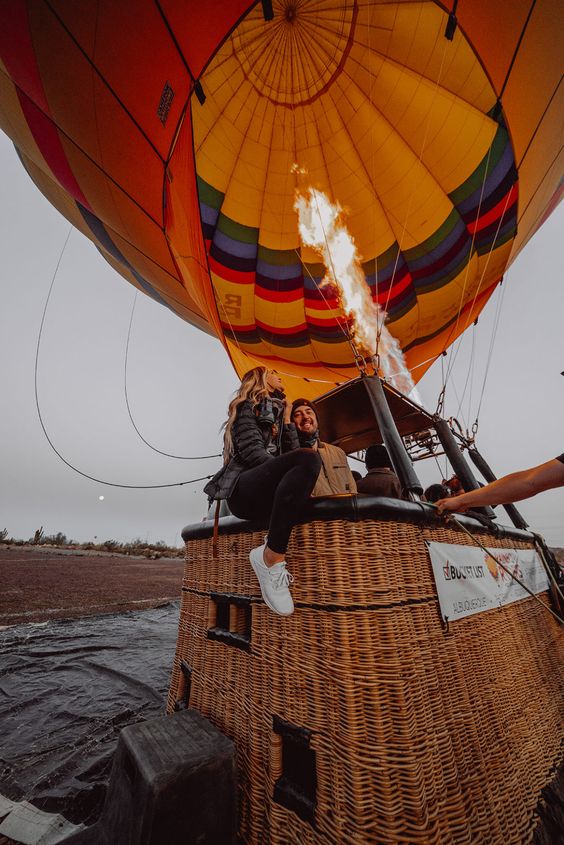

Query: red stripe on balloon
[256,319,308,335]
[467,184,518,235]
[17,92,92,208]
[255,287,303,303]
[209,256,255,284]
[242,353,336,369]
[375,270,413,303]
[303,291,339,308]
[0,1,49,110]
[306,314,346,328]
[0,0,91,210]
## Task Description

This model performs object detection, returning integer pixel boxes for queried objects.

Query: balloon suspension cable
[436,386,446,417]
[350,331,372,377]
[435,351,449,417]
[124,292,221,460]
[454,320,477,433]
[34,227,214,490]
[431,507,564,625]
[442,161,514,413]
[367,352,381,380]
[348,332,369,377]
[449,417,470,446]
[442,144,495,389]
[474,276,508,428]
[374,329,381,368]
[428,128,510,426]
[352,340,369,376]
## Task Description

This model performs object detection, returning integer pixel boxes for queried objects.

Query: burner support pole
[363,376,423,499]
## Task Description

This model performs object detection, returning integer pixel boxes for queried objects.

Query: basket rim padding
[184,494,536,544]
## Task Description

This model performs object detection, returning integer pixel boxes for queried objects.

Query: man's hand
[436,495,470,514]
[435,458,564,514]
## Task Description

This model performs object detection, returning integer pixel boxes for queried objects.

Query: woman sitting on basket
[204,367,321,617]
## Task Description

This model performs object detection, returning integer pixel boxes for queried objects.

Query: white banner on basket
[426,542,549,622]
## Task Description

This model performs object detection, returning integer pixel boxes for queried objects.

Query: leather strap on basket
[212,499,221,558]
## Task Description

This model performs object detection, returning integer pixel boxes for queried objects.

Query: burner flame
[294,186,419,399]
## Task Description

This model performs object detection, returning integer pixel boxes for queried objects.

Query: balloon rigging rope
[438,186,514,425]
[440,137,509,394]
[34,227,215,489]
[444,182,512,385]
[466,323,477,426]
[124,291,221,460]
[376,33,450,352]
[361,12,510,410]
[454,321,476,428]
[378,63,509,416]
[294,249,357,351]
[474,277,507,423]
[463,187,514,359]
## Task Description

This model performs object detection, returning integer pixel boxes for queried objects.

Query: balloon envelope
[0,0,561,396]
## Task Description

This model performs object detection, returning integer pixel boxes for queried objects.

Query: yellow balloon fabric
[0,0,561,397]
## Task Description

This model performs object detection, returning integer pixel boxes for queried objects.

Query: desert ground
[0,545,184,626]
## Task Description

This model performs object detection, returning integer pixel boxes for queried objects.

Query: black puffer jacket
[204,400,300,501]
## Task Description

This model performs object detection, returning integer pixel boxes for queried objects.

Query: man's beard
[297,428,320,449]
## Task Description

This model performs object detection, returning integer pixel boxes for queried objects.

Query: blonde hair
[222,367,270,462]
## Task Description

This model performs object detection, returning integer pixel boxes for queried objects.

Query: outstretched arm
[436,458,564,513]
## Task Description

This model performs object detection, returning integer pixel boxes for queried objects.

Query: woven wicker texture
[168,519,564,844]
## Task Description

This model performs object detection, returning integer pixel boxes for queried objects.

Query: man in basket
[290,398,357,498]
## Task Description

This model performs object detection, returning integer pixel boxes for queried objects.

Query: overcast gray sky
[1,131,562,547]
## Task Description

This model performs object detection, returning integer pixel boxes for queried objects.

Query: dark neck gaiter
[297,429,320,449]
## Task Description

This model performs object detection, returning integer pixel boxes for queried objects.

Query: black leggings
[228,449,321,554]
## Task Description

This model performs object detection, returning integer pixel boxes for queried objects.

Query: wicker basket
[168,509,564,845]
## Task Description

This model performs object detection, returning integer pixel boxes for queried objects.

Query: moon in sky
[98,496,105,502]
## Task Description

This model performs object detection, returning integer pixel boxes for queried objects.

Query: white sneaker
[250,544,294,616]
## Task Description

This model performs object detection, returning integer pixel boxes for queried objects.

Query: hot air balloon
[0,0,561,398]
[1,6,563,845]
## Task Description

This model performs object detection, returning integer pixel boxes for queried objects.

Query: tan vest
[312,442,357,497]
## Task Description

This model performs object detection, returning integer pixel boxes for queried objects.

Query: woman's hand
[283,399,293,424]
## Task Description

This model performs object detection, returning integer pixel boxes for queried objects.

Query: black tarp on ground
[0,602,179,825]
